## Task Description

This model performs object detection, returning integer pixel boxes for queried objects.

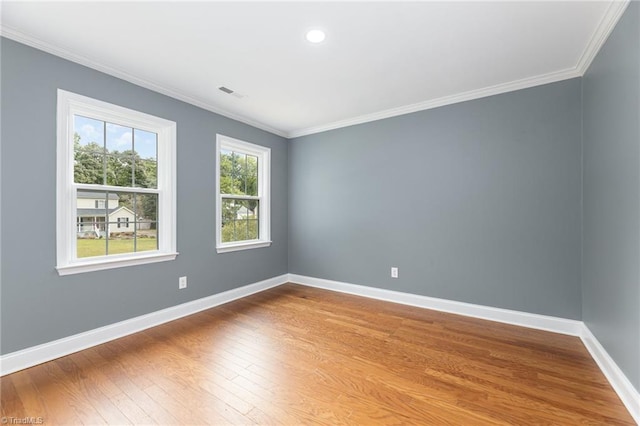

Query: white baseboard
[288,273,639,424]
[580,325,640,424]
[3,272,637,424]
[288,274,583,336]
[0,274,288,376]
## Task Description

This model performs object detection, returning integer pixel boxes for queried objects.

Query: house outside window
[56,90,177,275]
[216,134,271,253]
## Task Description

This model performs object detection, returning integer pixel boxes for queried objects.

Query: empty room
[1,1,638,424]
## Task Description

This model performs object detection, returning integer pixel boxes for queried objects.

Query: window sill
[56,251,178,276]
[216,240,272,253]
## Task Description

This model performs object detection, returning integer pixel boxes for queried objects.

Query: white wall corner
[0,274,289,376]
[579,324,640,424]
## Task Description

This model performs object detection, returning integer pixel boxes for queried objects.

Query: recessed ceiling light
[305,29,326,44]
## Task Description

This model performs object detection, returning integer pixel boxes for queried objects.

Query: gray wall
[582,2,640,392]
[2,4,638,395]
[0,38,288,355]
[289,79,583,319]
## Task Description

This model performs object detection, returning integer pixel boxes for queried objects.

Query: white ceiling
[0,1,629,138]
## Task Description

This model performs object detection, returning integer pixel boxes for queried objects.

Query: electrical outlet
[391,267,398,278]
[179,276,187,289]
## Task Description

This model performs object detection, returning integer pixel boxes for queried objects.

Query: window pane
[220,150,233,194]
[109,191,157,226]
[106,229,135,256]
[243,198,259,240]
[246,200,259,219]
[247,219,259,240]
[221,198,259,243]
[134,129,157,161]
[221,198,239,243]
[76,190,159,257]
[77,234,106,258]
[236,152,248,195]
[234,153,247,195]
[236,218,249,241]
[219,150,258,197]
[106,191,157,255]
[77,190,108,220]
[220,150,232,176]
[246,155,258,196]
[133,192,159,246]
[134,129,157,189]
[136,222,158,252]
[107,191,135,256]
[236,199,248,219]
[77,189,109,258]
[106,122,132,152]
[221,219,233,243]
[132,193,158,222]
[221,198,236,219]
[221,198,238,228]
[106,153,134,187]
[74,115,105,185]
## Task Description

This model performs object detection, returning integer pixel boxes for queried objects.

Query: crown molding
[575,0,630,75]
[287,67,582,138]
[2,0,630,140]
[286,0,632,139]
[0,25,288,138]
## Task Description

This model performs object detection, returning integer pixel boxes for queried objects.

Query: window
[57,90,177,275]
[216,134,271,253]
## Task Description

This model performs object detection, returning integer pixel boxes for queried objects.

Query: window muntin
[216,135,270,253]
[75,189,158,258]
[73,114,158,260]
[57,90,176,275]
[74,116,158,189]
[221,198,260,243]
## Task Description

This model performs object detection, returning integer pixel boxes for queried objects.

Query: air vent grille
[218,86,245,99]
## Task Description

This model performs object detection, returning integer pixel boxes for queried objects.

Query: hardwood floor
[1,283,635,425]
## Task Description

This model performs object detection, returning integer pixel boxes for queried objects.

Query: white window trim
[216,134,271,253]
[56,89,178,275]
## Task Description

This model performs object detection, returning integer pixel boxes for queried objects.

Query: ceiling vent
[218,86,245,99]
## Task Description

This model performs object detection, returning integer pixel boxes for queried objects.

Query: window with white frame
[216,134,271,253]
[56,89,177,275]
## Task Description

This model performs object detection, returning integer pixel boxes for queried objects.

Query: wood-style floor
[1,283,634,425]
